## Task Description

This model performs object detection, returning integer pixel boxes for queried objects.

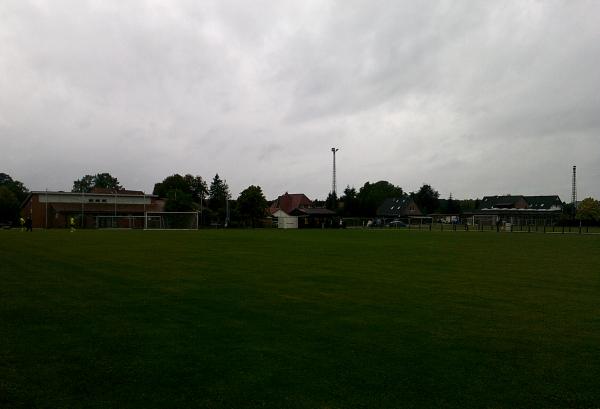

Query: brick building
[20,188,164,229]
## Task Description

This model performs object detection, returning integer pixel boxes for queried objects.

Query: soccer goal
[144,212,199,230]
[471,214,497,227]
[95,215,146,229]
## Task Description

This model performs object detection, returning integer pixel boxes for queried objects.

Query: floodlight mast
[331,147,339,196]
[571,165,577,218]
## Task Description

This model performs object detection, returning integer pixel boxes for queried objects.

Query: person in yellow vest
[70,216,76,232]
[20,217,25,232]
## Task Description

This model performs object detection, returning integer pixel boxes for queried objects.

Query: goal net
[144,212,199,230]
[95,215,145,229]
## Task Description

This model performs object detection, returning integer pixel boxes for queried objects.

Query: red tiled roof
[269,193,313,214]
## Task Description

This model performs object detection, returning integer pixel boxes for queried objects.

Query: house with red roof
[268,192,336,228]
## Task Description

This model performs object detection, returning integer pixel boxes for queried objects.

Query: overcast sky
[1,1,599,200]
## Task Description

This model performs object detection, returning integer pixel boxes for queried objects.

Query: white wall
[278,216,298,229]
[271,209,298,229]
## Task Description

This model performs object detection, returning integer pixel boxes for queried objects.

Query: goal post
[144,212,199,230]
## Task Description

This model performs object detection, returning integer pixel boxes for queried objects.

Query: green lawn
[1,229,599,408]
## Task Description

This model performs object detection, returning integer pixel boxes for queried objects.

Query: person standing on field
[19,217,25,232]
[25,216,33,232]
[70,216,76,232]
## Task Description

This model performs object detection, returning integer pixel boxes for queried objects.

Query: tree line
[1,171,600,226]
[71,172,268,227]
[329,181,459,217]
[0,173,29,225]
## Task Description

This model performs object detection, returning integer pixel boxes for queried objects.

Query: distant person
[20,217,25,232]
[25,216,33,232]
[70,216,76,232]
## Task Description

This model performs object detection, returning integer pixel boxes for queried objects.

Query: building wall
[22,194,46,228]
[270,209,299,229]
[278,216,298,229]
[402,199,422,216]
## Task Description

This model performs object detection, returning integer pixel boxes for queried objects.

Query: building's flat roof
[30,191,156,197]
[49,203,163,213]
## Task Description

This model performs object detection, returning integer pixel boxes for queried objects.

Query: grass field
[1,229,600,408]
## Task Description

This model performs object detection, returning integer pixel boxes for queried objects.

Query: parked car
[387,220,407,228]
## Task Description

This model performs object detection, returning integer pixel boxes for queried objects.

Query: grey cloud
[1,0,599,201]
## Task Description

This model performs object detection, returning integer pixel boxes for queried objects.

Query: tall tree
[237,185,267,227]
[164,189,195,212]
[153,174,207,212]
[560,202,576,223]
[208,174,230,222]
[94,173,121,190]
[0,186,20,223]
[153,174,189,198]
[357,181,404,216]
[184,174,208,202]
[0,173,28,224]
[0,173,29,202]
[72,175,95,193]
[72,173,121,193]
[576,197,600,223]
[208,174,230,210]
[340,186,358,216]
[411,184,440,215]
[459,198,480,213]
[445,193,461,214]
[325,192,338,211]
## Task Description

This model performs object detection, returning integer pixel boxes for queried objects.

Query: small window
[88,199,94,202]
[96,199,100,202]
[102,199,107,203]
